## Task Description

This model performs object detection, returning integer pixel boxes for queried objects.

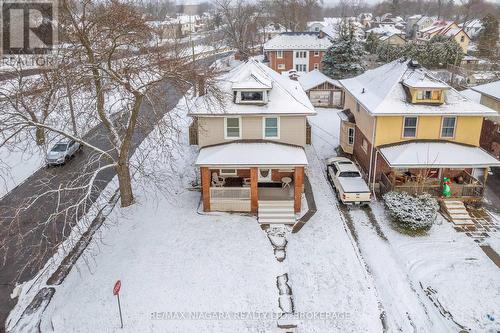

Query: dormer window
[234,89,269,104]
[241,91,263,102]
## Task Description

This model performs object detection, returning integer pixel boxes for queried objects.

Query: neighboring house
[298,69,344,107]
[417,20,470,53]
[358,13,373,29]
[263,32,332,74]
[307,21,326,32]
[470,81,500,158]
[257,23,287,44]
[461,19,484,39]
[189,60,316,222]
[408,15,435,39]
[338,59,499,199]
[379,33,406,46]
[366,24,405,38]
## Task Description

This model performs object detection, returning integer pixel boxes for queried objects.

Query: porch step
[258,201,296,225]
[441,200,475,226]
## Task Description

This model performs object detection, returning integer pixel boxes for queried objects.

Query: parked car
[46,139,81,166]
[326,156,371,205]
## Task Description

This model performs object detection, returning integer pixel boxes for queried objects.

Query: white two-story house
[189,60,316,224]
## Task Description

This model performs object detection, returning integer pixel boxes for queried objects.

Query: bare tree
[215,0,261,60]
[0,0,220,275]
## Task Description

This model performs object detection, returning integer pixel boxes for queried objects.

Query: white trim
[224,116,242,139]
[313,51,320,56]
[440,116,456,139]
[402,116,418,138]
[313,63,319,70]
[277,63,285,70]
[276,50,283,59]
[220,168,238,176]
[262,116,280,139]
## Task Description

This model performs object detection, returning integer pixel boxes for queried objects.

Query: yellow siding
[374,115,483,146]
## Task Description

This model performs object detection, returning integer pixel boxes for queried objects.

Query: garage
[310,90,331,106]
[298,69,344,108]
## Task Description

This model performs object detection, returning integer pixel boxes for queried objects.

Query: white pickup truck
[326,156,371,205]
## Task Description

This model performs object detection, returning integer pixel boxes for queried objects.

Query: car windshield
[339,171,361,178]
[51,143,67,152]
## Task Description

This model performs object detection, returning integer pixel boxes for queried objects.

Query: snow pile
[383,191,439,231]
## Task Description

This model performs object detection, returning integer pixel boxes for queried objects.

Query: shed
[298,70,344,107]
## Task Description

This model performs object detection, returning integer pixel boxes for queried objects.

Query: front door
[258,168,272,182]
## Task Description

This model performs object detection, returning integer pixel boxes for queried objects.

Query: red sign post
[113,280,123,328]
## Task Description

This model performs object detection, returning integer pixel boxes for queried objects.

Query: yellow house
[338,59,499,199]
[417,21,470,53]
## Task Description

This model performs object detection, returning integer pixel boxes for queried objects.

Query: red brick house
[263,32,332,74]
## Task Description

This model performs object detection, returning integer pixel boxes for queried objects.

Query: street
[0,54,226,328]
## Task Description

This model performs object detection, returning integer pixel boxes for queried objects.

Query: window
[240,91,263,101]
[441,116,456,138]
[220,169,237,176]
[361,139,368,153]
[356,102,360,112]
[263,117,279,138]
[313,63,319,70]
[460,35,465,42]
[225,117,241,139]
[314,51,320,57]
[403,117,418,138]
[277,64,285,70]
[295,51,306,58]
[417,90,432,100]
[295,64,307,72]
[277,50,283,59]
[339,171,361,178]
[348,127,355,145]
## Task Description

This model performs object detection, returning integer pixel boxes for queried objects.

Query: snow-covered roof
[195,141,308,166]
[366,24,404,36]
[298,69,340,91]
[339,59,496,116]
[263,32,332,51]
[471,80,500,101]
[460,89,482,103]
[379,141,500,168]
[189,59,316,116]
[402,71,449,89]
[379,33,405,42]
[320,25,339,40]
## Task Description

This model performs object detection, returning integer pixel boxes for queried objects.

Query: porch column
[250,167,258,214]
[201,167,210,212]
[294,166,304,213]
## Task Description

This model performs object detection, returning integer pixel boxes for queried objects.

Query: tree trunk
[66,78,78,136]
[116,162,134,207]
[35,127,46,146]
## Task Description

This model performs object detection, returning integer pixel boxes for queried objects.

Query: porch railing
[379,172,484,198]
[209,187,251,212]
[210,187,251,199]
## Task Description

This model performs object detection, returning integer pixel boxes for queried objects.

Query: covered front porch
[195,141,308,215]
[376,141,500,200]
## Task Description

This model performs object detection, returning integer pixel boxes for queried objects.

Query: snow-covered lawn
[35,94,282,332]
[0,146,45,198]
[369,203,500,332]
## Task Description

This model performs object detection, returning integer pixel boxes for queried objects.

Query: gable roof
[189,59,316,116]
[298,69,340,91]
[339,59,496,116]
[471,80,500,102]
[263,32,332,51]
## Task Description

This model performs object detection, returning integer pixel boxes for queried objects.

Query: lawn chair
[211,173,225,187]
